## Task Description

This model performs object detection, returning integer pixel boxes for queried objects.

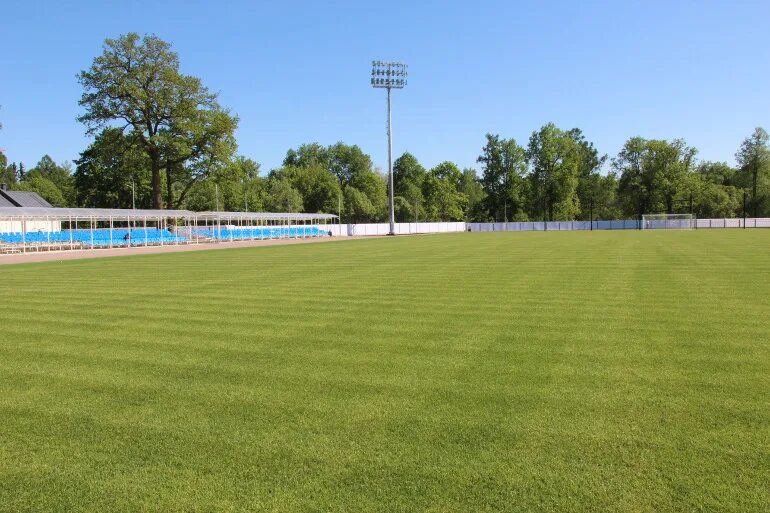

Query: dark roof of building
[0,189,53,208]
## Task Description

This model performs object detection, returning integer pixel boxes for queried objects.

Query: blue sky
[1,1,768,175]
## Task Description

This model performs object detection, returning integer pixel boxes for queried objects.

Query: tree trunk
[165,165,174,210]
[150,153,162,209]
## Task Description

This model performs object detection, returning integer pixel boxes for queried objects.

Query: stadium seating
[193,226,329,240]
[0,228,187,247]
[0,225,333,253]
[0,226,330,249]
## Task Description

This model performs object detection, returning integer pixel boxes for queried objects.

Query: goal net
[641,213,695,230]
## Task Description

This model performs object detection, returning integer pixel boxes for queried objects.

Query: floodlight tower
[371,60,408,236]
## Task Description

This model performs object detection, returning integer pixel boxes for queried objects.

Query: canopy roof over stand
[0,207,194,220]
[0,207,337,222]
[196,211,338,222]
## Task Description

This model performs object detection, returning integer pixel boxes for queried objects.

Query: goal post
[641,213,695,230]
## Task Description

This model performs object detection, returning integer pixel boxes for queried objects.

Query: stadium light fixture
[371,60,408,236]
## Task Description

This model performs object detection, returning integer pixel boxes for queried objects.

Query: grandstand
[0,207,336,254]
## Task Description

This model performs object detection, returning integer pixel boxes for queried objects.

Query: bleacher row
[0,228,186,247]
[0,226,330,250]
[193,226,330,240]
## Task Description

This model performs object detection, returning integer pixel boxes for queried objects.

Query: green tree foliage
[8,155,74,207]
[202,157,264,212]
[270,165,341,213]
[682,172,740,218]
[78,33,238,209]
[283,143,329,169]
[588,172,623,220]
[478,134,529,221]
[686,162,740,218]
[422,162,468,221]
[393,152,426,222]
[24,155,76,206]
[264,178,303,213]
[13,174,67,207]
[284,142,373,188]
[343,185,377,222]
[614,137,649,217]
[568,128,607,220]
[0,152,17,186]
[697,161,737,187]
[74,128,151,208]
[527,123,583,221]
[735,127,770,217]
[283,142,385,222]
[614,137,697,217]
[458,169,487,221]
[647,139,697,214]
[350,169,387,222]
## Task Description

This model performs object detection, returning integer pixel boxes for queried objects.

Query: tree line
[1,33,769,222]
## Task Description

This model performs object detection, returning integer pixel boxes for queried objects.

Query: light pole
[371,60,408,236]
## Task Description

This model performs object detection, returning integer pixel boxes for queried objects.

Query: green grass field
[0,231,768,512]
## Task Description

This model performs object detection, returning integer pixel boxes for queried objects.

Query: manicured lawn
[0,231,768,512]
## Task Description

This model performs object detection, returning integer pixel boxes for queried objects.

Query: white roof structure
[196,211,338,221]
[0,207,337,221]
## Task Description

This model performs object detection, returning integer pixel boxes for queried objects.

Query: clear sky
[1,1,769,175]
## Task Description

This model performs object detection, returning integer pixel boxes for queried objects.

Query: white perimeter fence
[328,218,770,236]
[329,222,466,236]
[469,218,770,231]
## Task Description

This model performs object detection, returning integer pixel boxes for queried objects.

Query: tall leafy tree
[0,152,16,186]
[478,134,528,221]
[646,139,697,214]
[680,170,740,218]
[527,123,582,221]
[697,161,737,186]
[590,172,622,220]
[13,175,67,206]
[393,152,426,221]
[270,165,341,213]
[615,137,697,217]
[614,137,650,217]
[422,162,468,221]
[458,169,487,221]
[735,127,770,217]
[204,156,264,212]
[343,185,377,222]
[25,155,76,206]
[78,33,238,209]
[282,142,385,220]
[283,143,329,169]
[265,178,303,213]
[568,128,607,220]
[74,128,151,208]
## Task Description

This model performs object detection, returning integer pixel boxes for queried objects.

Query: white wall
[328,222,467,237]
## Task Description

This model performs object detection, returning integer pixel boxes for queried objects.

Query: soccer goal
[641,213,695,230]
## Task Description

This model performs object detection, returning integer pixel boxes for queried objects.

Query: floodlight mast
[371,61,408,236]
